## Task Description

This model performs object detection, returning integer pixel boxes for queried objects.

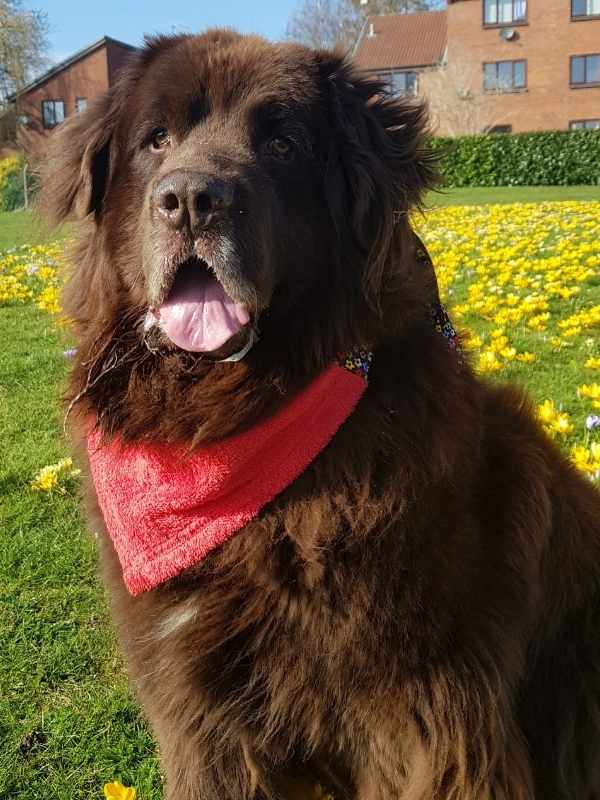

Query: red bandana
[88,358,370,595]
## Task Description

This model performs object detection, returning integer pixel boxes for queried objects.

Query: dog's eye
[266,137,294,161]
[149,128,171,152]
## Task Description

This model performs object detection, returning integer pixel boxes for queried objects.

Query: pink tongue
[156,269,250,353]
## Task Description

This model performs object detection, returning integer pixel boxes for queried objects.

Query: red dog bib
[88,356,370,595]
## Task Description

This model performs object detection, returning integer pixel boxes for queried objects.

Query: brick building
[353,11,447,98]
[354,1,600,135]
[12,36,136,158]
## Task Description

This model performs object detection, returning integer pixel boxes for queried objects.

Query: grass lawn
[1,184,600,248]
[0,210,48,249]
[0,319,162,797]
[0,211,68,250]
[426,184,600,207]
[1,194,599,799]
[415,201,600,425]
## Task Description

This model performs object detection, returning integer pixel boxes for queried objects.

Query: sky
[39,0,302,65]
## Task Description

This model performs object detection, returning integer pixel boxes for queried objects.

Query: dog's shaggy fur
[41,30,600,800]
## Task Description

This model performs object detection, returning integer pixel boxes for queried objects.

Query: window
[571,54,600,86]
[572,0,600,17]
[570,119,600,129]
[484,60,527,92]
[389,71,417,97]
[41,99,65,129]
[484,0,527,25]
[377,71,418,97]
[75,97,87,113]
[487,124,513,134]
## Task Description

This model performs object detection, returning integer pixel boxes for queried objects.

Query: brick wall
[435,0,600,134]
[17,45,110,160]
[107,41,136,85]
[15,41,136,161]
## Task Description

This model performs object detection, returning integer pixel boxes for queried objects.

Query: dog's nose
[153,170,234,231]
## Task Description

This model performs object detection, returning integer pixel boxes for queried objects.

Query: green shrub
[0,155,25,211]
[430,130,600,187]
[1,165,26,211]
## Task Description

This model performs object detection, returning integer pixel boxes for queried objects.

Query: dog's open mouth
[148,258,250,354]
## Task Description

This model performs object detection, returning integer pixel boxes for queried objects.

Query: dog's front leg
[157,731,279,800]
[352,688,534,800]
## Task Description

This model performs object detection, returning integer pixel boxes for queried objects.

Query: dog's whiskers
[63,350,120,434]
[129,268,145,291]
[63,317,145,434]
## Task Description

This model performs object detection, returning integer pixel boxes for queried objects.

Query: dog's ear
[317,55,437,306]
[39,92,116,226]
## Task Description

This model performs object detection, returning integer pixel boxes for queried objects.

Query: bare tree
[286,0,444,52]
[286,0,363,52]
[422,56,507,136]
[350,0,440,13]
[0,0,49,105]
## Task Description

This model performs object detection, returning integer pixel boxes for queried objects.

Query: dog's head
[41,31,437,439]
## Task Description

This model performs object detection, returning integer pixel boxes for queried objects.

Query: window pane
[42,101,55,128]
[514,61,526,87]
[514,0,527,19]
[406,72,417,95]
[76,97,87,113]
[54,101,65,124]
[381,74,393,91]
[498,0,513,22]
[589,0,600,13]
[484,63,497,90]
[572,0,586,13]
[573,121,593,129]
[571,56,585,83]
[484,0,498,23]
[390,72,406,95]
[573,119,600,129]
[498,61,513,89]
[587,54,600,83]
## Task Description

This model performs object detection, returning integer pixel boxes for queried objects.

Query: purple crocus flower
[586,414,600,431]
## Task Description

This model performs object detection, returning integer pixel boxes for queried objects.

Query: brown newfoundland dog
[41,30,600,800]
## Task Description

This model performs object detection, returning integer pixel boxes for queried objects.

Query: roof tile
[354,10,447,72]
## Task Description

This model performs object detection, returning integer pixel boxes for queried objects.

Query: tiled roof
[353,10,447,72]
[12,36,137,99]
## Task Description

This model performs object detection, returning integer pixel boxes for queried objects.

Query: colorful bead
[340,348,373,380]
[429,302,461,352]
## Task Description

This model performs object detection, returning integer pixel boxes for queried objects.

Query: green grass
[449,261,600,414]
[415,199,600,430]
[2,184,600,250]
[0,211,45,249]
[0,312,162,796]
[426,184,600,208]
[0,211,68,250]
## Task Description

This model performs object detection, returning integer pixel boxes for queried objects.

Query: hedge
[1,129,598,207]
[430,130,600,187]
[0,155,26,211]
